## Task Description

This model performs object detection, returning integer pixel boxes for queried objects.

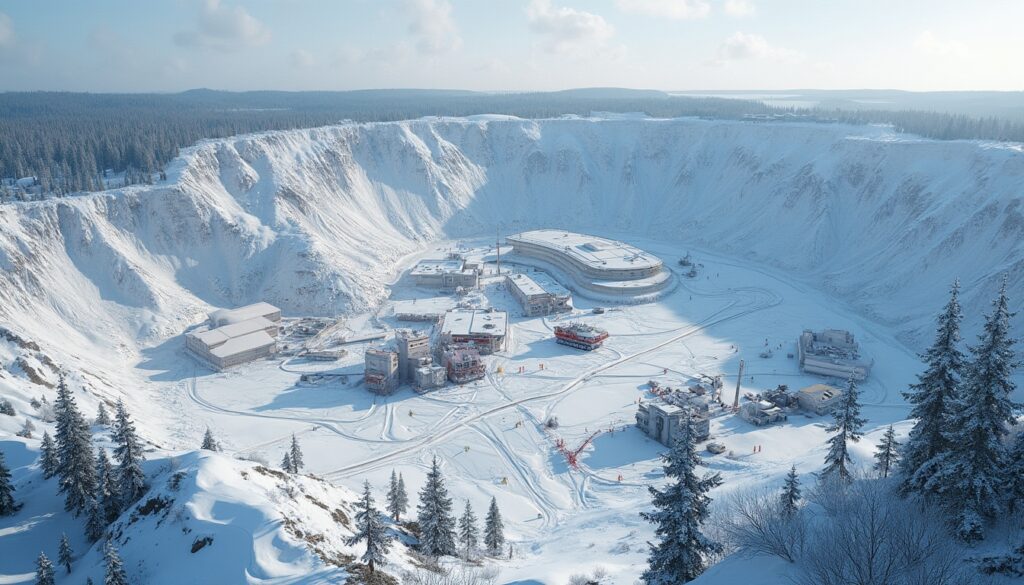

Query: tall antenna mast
[496,224,501,276]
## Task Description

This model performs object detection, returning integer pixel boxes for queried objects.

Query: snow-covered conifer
[39,431,59,479]
[874,425,900,479]
[901,281,966,493]
[781,465,800,516]
[85,497,105,542]
[95,403,110,426]
[0,451,16,516]
[54,376,97,515]
[112,400,145,507]
[1006,430,1024,513]
[821,378,866,482]
[346,480,393,574]
[200,428,219,451]
[96,449,120,522]
[35,552,55,585]
[483,497,505,556]
[103,541,129,585]
[416,456,457,557]
[58,533,73,573]
[288,434,303,473]
[458,500,479,556]
[386,470,408,522]
[280,452,293,473]
[640,411,723,584]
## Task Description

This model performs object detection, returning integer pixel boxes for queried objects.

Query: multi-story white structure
[797,383,844,415]
[410,259,479,291]
[506,272,571,317]
[439,309,508,354]
[364,348,399,395]
[506,230,671,299]
[396,329,432,383]
[797,329,872,381]
[185,303,282,371]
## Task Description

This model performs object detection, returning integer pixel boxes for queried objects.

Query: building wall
[508,239,670,297]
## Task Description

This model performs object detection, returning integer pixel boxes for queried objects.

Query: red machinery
[555,430,601,469]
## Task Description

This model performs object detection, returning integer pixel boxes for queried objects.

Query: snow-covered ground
[2,115,1023,583]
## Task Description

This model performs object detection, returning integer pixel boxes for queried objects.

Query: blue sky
[0,0,1021,92]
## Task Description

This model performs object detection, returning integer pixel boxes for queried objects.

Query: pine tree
[35,552,55,585]
[54,376,97,515]
[58,533,74,573]
[112,400,146,508]
[0,451,15,516]
[458,500,479,557]
[85,497,105,542]
[901,281,966,493]
[780,465,801,516]
[416,456,457,557]
[39,431,59,479]
[1006,431,1024,513]
[96,449,120,523]
[921,279,1018,542]
[386,470,408,522]
[346,480,393,574]
[288,435,303,473]
[483,497,505,556]
[200,428,219,451]
[640,412,723,585]
[280,452,293,474]
[103,541,129,585]
[874,425,900,479]
[95,403,110,426]
[821,378,866,482]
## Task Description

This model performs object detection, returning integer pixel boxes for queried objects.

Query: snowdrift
[1,116,1023,361]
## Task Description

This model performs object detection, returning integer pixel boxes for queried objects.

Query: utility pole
[732,359,745,409]
[495,224,501,276]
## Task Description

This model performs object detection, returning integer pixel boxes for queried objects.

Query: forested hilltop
[2,88,1023,200]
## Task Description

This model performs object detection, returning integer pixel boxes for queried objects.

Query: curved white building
[506,230,672,299]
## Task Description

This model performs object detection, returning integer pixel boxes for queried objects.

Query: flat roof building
[797,383,844,416]
[396,329,431,383]
[439,309,508,354]
[636,402,710,446]
[797,329,872,381]
[365,348,399,395]
[186,305,281,371]
[410,259,479,291]
[507,272,571,317]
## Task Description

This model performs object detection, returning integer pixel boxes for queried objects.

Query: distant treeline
[1,89,1022,197]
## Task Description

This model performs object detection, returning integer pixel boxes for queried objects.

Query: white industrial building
[506,230,672,299]
[396,329,432,383]
[410,259,479,291]
[797,383,844,415]
[185,303,282,371]
[797,329,873,380]
[439,309,508,354]
[636,402,711,445]
[364,348,399,395]
[506,272,571,317]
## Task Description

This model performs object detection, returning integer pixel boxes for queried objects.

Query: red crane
[556,430,601,469]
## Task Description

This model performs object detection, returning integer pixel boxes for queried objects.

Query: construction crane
[555,430,601,469]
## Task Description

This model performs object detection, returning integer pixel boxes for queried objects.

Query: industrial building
[797,383,844,415]
[439,309,508,354]
[797,329,873,380]
[506,272,571,317]
[443,347,486,384]
[506,230,672,298]
[739,400,788,426]
[391,297,457,322]
[185,303,281,371]
[636,402,711,445]
[395,329,431,383]
[414,364,448,391]
[554,322,609,351]
[410,259,479,291]
[364,348,399,395]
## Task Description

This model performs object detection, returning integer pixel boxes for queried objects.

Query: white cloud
[174,0,271,52]
[405,0,462,55]
[289,49,315,69]
[723,0,756,17]
[0,12,15,49]
[713,31,802,64]
[616,0,710,20]
[913,30,968,59]
[527,0,617,56]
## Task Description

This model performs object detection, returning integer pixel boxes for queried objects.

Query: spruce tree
[85,497,105,542]
[416,456,457,557]
[103,541,129,585]
[0,451,15,516]
[458,500,479,557]
[288,435,303,473]
[640,412,722,584]
[821,378,866,482]
[54,376,97,515]
[95,403,110,426]
[39,431,59,479]
[346,480,393,574]
[112,400,145,508]
[58,533,73,573]
[96,449,120,523]
[1006,430,1024,513]
[901,281,966,493]
[483,497,505,556]
[35,552,55,585]
[781,465,800,516]
[280,452,293,474]
[874,425,900,479]
[386,470,408,522]
[921,280,1018,542]
[200,428,219,451]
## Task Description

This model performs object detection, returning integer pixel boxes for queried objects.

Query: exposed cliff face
[1,116,1022,360]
